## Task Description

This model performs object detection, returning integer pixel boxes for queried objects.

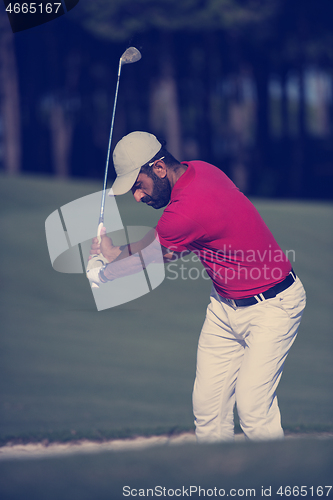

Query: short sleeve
[156,211,205,252]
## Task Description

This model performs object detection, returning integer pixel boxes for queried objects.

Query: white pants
[192,277,306,442]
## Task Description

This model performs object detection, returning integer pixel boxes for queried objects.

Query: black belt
[225,269,296,307]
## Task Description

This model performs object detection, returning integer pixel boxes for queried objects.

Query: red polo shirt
[156,161,292,299]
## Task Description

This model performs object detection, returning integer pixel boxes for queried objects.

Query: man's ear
[152,161,167,179]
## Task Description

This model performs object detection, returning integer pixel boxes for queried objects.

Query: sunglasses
[149,156,165,167]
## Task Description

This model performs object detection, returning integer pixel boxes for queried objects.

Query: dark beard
[141,174,172,209]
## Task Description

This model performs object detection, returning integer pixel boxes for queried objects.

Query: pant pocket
[276,279,306,319]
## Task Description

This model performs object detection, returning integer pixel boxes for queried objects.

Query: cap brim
[108,168,140,196]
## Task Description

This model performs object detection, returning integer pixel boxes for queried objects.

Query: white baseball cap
[108,131,162,195]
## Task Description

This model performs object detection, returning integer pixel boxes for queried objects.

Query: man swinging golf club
[87,131,306,442]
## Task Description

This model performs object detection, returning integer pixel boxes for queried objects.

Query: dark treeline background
[0,0,333,199]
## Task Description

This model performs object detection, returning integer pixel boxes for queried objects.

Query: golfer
[88,131,306,442]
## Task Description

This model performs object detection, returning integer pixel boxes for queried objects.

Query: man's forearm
[107,228,157,263]
[101,235,163,282]
[111,243,132,261]
[101,252,143,281]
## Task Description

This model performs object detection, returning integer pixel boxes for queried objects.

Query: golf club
[98,46,142,237]
[89,47,142,287]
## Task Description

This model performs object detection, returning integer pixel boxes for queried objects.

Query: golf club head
[120,47,142,65]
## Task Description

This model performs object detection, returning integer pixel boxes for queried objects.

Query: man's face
[131,171,171,209]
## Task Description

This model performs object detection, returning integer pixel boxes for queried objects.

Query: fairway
[0,173,332,440]
[0,173,332,498]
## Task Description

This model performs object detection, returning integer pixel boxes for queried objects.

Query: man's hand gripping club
[86,227,122,286]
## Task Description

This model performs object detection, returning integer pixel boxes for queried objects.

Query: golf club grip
[97,221,103,243]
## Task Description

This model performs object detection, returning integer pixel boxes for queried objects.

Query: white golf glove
[86,254,109,286]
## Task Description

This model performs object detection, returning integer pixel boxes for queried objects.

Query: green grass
[0,173,332,499]
[0,173,332,442]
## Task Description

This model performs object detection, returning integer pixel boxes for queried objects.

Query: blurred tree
[43,28,82,178]
[71,0,276,160]
[4,0,331,197]
[73,0,274,39]
[237,0,333,195]
[0,7,21,174]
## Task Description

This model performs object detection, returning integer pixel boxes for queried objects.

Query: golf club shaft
[96,47,141,240]
[90,61,122,289]
[89,47,141,289]
[98,59,123,238]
